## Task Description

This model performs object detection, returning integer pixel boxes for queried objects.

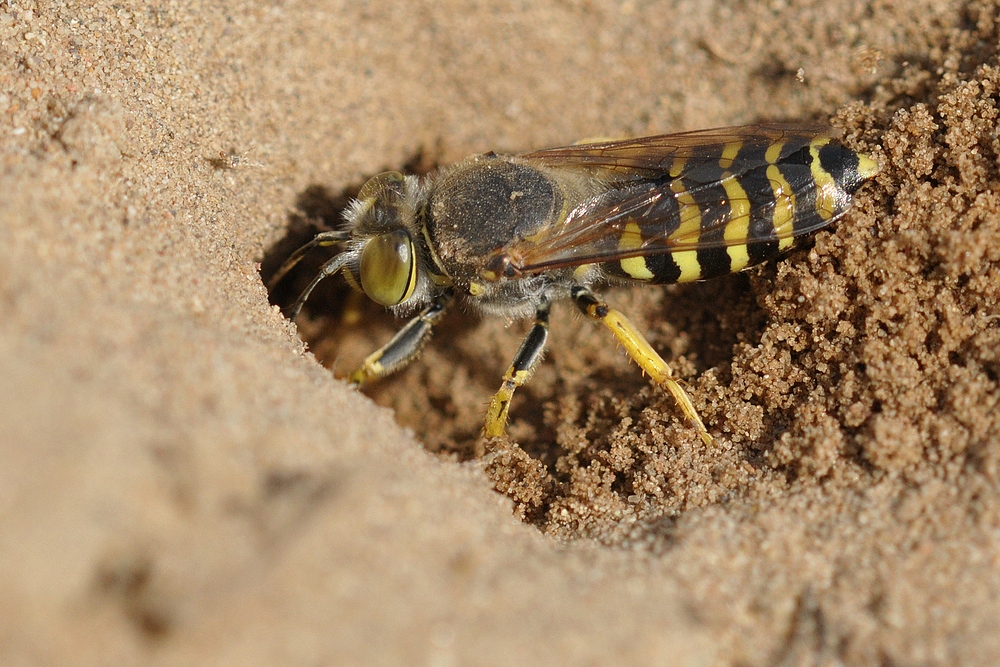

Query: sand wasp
[270,124,878,445]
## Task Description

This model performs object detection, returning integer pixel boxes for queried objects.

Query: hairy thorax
[425,153,602,316]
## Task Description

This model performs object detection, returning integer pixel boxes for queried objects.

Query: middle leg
[483,302,551,438]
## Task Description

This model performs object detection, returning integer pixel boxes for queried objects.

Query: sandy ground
[3,0,1000,664]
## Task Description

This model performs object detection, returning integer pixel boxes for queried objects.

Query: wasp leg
[571,286,713,446]
[349,291,453,386]
[483,303,551,438]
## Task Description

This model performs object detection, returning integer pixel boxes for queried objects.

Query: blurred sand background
[3,0,1000,665]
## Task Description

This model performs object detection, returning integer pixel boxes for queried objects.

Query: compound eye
[357,171,405,202]
[359,230,418,306]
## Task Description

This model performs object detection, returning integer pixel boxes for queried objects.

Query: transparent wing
[520,123,831,179]
[501,124,839,274]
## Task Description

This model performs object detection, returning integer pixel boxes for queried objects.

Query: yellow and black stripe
[603,136,878,285]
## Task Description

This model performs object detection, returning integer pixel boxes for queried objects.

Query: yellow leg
[483,368,529,439]
[483,305,550,438]
[572,287,713,445]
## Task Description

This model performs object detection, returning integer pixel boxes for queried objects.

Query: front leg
[483,302,551,438]
[571,286,713,446]
[349,291,452,386]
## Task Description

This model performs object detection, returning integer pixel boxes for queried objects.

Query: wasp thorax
[480,251,520,281]
[360,230,418,306]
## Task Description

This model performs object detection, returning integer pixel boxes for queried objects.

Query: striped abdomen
[603,136,879,284]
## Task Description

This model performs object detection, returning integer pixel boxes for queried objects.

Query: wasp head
[340,171,430,307]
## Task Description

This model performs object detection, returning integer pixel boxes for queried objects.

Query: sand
[3,0,1000,664]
